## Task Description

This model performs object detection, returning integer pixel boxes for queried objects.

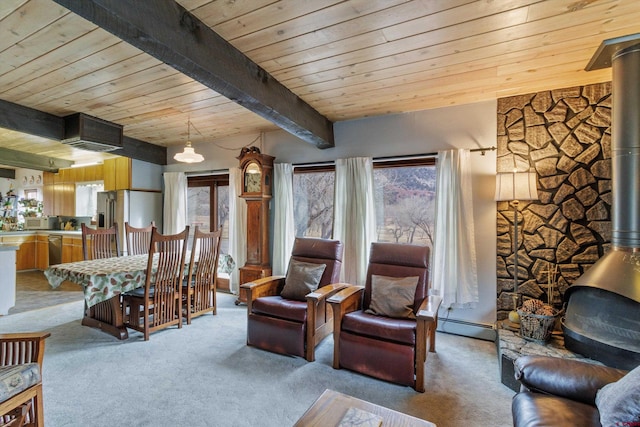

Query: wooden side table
[294,389,436,427]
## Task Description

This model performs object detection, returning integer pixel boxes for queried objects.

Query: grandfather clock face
[244,161,262,193]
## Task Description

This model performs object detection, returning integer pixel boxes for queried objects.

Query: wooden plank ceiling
[0,0,638,168]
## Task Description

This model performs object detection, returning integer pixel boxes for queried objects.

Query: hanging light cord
[188,119,261,152]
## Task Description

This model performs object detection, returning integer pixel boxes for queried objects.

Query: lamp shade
[495,171,538,201]
[173,141,204,163]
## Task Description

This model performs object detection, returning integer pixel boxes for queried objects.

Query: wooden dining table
[45,254,151,340]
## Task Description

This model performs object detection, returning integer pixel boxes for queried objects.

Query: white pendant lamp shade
[174,141,204,163]
[174,119,204,163]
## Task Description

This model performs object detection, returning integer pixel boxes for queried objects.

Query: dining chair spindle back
[81,223,121,260]
[125,221,155,256]
[183,227,222,324]
[122,226,190,340]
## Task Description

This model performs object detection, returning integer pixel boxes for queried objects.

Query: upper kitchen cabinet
[103,157,131,191]
[104,157,162,191]
[42,164,104,216]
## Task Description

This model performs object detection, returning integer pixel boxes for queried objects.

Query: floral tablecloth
[44,255,150,307]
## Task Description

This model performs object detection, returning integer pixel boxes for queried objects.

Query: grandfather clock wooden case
[237,149,275,304]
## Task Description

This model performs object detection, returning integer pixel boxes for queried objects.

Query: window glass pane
[187,186,210,231]
[293,171,334,239]
[374,165,436,247]
[75,182,104,218]
[217,185,229,254]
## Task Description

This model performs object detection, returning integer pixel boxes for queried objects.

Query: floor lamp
[495,170,538,324]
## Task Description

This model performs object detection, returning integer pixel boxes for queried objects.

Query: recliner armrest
[307,283,350,303]
[514,355,628,405]
[327,285,364,318]
[242,276,286,302]
[416,294,442,322]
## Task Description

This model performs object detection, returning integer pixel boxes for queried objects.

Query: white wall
[167,100,499,337]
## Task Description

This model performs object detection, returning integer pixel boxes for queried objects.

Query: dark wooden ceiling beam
[52,0,335,149]
[0,98,166,166]
[0,99,64,141]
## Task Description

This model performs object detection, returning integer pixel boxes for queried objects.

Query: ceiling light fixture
[174,119,204,163]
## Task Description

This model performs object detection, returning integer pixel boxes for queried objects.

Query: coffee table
[294,389,436,426]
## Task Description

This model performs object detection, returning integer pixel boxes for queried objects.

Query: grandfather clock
[237,147,275,304]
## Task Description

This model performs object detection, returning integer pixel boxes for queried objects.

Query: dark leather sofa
[511,355,629,427]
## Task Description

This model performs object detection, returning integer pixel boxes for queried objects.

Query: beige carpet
[0,293,514,427]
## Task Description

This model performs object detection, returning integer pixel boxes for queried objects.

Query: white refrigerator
[97,190,163,254]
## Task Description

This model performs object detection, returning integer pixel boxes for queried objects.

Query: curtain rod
[293,146,496,167]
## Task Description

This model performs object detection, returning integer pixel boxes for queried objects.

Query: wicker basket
[517,309,561,343]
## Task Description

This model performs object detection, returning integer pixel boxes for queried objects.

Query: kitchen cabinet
[42,164,105,216]
[36,234,49,270]
[103,157,131,191]
[62,236,83,263]
[1,235,36,271]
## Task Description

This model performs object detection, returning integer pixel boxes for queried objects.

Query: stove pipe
[571,42,640,302]
[563,38,640,369]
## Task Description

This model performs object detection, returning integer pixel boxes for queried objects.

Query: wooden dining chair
[183,227,222,324]
[122,226,190,340]
[81,223,121,260]
[124,221,155,256]
[0,332,50,427]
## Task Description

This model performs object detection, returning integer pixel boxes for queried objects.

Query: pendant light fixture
[174,118,204,163]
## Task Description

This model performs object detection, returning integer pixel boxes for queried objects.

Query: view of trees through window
[374,164,436,247]
[187,177,230,253]
[292,161,436,248]
[293,170,334,239]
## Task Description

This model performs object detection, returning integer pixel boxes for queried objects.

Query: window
[292,167,334,239]
[187,175,229,253]
[373,159,436,247]
[292,158,436,248]
[75,182,104,218]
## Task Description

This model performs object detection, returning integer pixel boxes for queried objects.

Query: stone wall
[496,82,612,320]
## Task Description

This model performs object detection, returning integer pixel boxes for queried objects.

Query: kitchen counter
[0,230,82,236]
[0,244,19,315]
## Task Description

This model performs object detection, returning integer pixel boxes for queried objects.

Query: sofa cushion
[595,364,640,427]
[281,260,326,301]
[0,363,41,403]
[342,311,416,346]
[251,296,308,323]
[365,275,418,319]
[512,392,600,427]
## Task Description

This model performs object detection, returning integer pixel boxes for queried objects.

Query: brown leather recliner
[243,238,344,362]
[512,355,629,427]
[327,242,442,392]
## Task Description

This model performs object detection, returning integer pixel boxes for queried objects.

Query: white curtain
[228,167,246,295]
[272,163,295,276]
[334,157,377,285]
[162,172,187,234]
[432,149,478,309]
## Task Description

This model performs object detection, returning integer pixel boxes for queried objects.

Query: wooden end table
[294,389,436,427]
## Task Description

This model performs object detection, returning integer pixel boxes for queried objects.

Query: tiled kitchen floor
[7,271,84,315]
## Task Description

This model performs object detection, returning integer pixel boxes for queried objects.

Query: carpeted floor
[1,291,515,427]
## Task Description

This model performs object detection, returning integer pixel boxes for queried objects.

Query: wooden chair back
[81,223,121,260]
[184,227,222,323]
[0,332,50,427]
[125,221,155,256]
[139,226,189,339]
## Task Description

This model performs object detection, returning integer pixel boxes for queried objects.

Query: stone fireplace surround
[494,83,613,389]
[496,82,612,320]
